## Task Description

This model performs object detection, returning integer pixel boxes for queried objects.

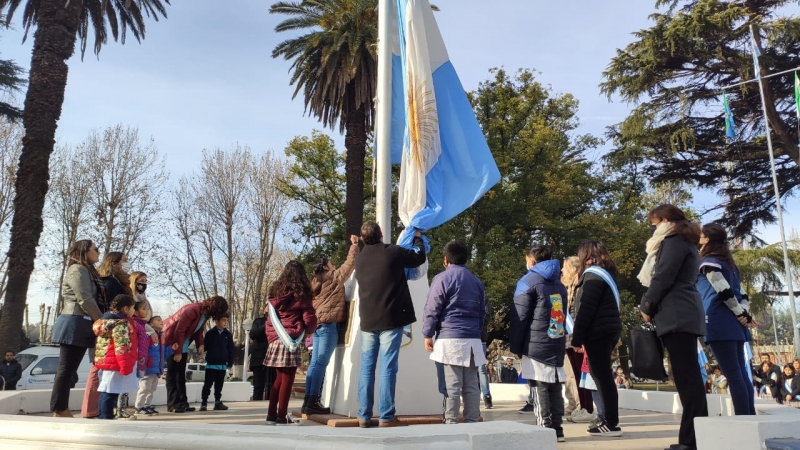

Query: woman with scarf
[697,223,756,415]
[638,205,708,450]
[779,364,800,405]
[82,252,134,419]
[50,240,105,418]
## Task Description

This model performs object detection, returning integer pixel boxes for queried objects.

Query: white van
[185,363,232,382]
[14,345,92,390]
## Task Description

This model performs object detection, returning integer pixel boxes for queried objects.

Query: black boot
[484,395,493,409]
[200,401,208,412]
[300,396,311,414]
[304,395,331,415]
[214,401,228,411]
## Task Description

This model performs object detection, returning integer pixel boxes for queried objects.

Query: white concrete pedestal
[322,275,442,417]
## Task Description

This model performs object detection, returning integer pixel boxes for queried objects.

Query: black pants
[166,353,188,410]
[50,344,87,412]
[529,379,564,433]
[201,368,226,403]
[251,365,277,401]
[662,332,708,449]
[584,334,619,427]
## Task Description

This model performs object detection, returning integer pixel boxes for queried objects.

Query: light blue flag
[751,32,762,79]
[389,0,501,278]
[698,339,709,380]
[744,342,754,385]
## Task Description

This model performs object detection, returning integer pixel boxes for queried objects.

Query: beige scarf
[637,222,675,287]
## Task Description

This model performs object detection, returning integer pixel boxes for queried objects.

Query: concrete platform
[0,413,554,450]
[696,415,800,450]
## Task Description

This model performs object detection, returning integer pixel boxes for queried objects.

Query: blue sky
[0,0,794,319]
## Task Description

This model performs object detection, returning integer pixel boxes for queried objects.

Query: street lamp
[242,318,254,383]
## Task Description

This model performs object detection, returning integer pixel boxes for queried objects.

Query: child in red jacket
[93,294,138,420]
[264,261,317,425]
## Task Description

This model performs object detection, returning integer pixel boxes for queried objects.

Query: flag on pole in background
[698,339,709,380]
[723,91,735,140]
[794,72,800,119]
[389,0,501,277]
[750,32,762,79]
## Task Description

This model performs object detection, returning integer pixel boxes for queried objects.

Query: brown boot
[379,418,402,427]
[53,409,73,418]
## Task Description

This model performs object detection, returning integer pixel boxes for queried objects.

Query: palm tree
[734,243,800,313]
[270,0,378,238]
[0,16,24,121]
[0,0,170,353]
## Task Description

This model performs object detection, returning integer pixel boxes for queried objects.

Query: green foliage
[601,0,800,239]
[734,242,800,313]
[0,16,24,121]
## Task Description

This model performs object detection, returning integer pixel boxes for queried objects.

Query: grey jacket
[60,264,102,320]
[639,234,706,338]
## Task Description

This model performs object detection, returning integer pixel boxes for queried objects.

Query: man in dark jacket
[201,314,235,411]
[500,358,519,383]
[354,221,426,428]
[249,310,276,401]
[509,245,568,442]
[1,351,22,390]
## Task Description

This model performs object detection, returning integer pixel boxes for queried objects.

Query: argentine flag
[698,339,709,379]
[389,0,501,273]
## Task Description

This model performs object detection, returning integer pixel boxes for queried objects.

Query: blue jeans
[709,340,755,415]
[99,392,118,419]
[358,327,403,422]
[305,322,339,396]
[436,361,447,396]
[592,389,605,422]
[477,342,491,397]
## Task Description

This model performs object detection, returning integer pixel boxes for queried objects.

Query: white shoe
[568,409,595,423]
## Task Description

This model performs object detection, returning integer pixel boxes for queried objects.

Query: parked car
[186,363,232,382]
[14,345,92,390]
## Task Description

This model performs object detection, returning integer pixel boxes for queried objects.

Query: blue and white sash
[268,303,305,352]
[567,266,620,334]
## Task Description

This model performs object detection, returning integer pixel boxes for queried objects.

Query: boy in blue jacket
[135,316,165,416]
[423,240,487,424]
[201,314,235,411]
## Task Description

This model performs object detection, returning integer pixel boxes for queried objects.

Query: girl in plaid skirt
[264,260,317,425]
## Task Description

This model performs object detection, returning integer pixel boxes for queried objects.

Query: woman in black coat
[249,305,276,401]
[638,204,708,450]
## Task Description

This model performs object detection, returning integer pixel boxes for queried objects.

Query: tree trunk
[344,96,368,238]
[0,0,82,353]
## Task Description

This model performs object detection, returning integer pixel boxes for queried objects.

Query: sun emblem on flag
[407,77,439,172]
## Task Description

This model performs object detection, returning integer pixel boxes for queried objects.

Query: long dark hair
[313,258,330,275]
[647,204,700,245]
[700,223,736,269]
[201,296,229,320]
[577,240,618,278]
[269,260,312,299]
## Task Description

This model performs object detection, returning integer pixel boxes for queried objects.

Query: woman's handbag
[628,325,668,381]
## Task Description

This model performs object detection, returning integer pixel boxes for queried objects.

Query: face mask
[136,283,147,293]
[121,262,132,273]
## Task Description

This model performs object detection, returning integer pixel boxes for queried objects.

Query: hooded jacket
[509,259,568,367]
[93,312,138,375]
[311,243,358,324]
[265,291,317,344]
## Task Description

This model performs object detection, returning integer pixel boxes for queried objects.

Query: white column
[375,0,393,244]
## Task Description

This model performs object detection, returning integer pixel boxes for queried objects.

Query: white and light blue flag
[698,339,709,379]
[389,0,501,278]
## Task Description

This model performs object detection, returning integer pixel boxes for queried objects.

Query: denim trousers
[477,342,491,397]
[98,392,119,419]
[709,340,755,415]
[357,327,403,422]
[305,322,339,396]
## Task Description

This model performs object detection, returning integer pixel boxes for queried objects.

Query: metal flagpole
[376,0,393,244]
[750,24,800,358]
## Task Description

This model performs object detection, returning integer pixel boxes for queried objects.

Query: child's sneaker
[568,408,596,423]
[586,420,622,437]
[265,416,277,425]
[214,401,229,411]
[517,403,534,414]
[117,409,137,420]
[199,402,208,412]
[147,406,159,415]
[134,408,152,416]
[275,416,299,425]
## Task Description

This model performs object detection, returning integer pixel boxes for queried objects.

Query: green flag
[795,72,800,119]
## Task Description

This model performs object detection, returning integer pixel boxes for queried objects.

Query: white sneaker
[568,409,595,423]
